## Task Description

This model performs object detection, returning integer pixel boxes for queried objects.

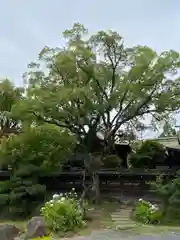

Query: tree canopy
[18,23,180,153]
[0,79,23,138]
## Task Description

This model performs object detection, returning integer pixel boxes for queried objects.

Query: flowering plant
[134,198,162,224]
[41,188,87,232]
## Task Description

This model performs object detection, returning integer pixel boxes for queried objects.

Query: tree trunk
[92,172,100,204]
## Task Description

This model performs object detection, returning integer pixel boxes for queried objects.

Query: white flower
[60,197,65,201]
[151,205,158,211]
[154,204,159,208]
[139,198,143,202]
[53,194,59,199]
[72,188,75,191]
[50,200,54,203]
[59,193,63,197]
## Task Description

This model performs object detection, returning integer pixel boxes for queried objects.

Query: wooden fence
[38,168,176,199]
[1,168,177,199]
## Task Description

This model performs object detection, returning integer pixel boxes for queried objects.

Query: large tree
[22,23,180,153]
[18,23,180,201]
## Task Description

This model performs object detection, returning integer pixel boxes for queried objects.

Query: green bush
[134,198,162,224]
[150,172,180,222]
[0,124,76,173]
[0,177,46,218]
[41,189,87,233]
[0,125,76,217]
[130,140,165,168]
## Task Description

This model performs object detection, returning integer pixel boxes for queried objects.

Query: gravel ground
[62,229,180,240]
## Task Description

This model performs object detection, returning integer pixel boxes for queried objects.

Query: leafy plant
[0,124,76,172]
[150,171,180,219]
[41,189,87,233]
[0,177,46,218]
[130,140,165,168]
[134,198,162,224]
[0,125,76,217]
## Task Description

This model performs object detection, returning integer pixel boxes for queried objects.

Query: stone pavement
[110,205,136,230]
[63,229,180,240]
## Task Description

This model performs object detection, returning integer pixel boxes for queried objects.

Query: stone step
[110,208,133,226]
[111,218,130,222]
[111,215,131,218]
[111,212,132,218]
[111,215,130,218]
[111,212,131,216]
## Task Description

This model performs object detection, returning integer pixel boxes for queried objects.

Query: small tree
[0,124,76,173]
[0,124,76,217]
[0,79,23,138]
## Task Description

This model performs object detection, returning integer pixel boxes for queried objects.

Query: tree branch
[32,111,69,128]
[76,60,109,103]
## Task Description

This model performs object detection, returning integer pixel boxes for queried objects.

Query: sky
[0,0,180,137]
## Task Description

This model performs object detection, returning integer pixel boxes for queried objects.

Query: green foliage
[0,79,23,138]
[0,125,76,217]
[149,172,180,223]
[130,140,165,168]
[17,22,180,154]
[134,198,162,224]
[41,189,87,233]
[0,176,46,217]
[102,154,122,168]
[151,172,180,211]
[0,124,76,173]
